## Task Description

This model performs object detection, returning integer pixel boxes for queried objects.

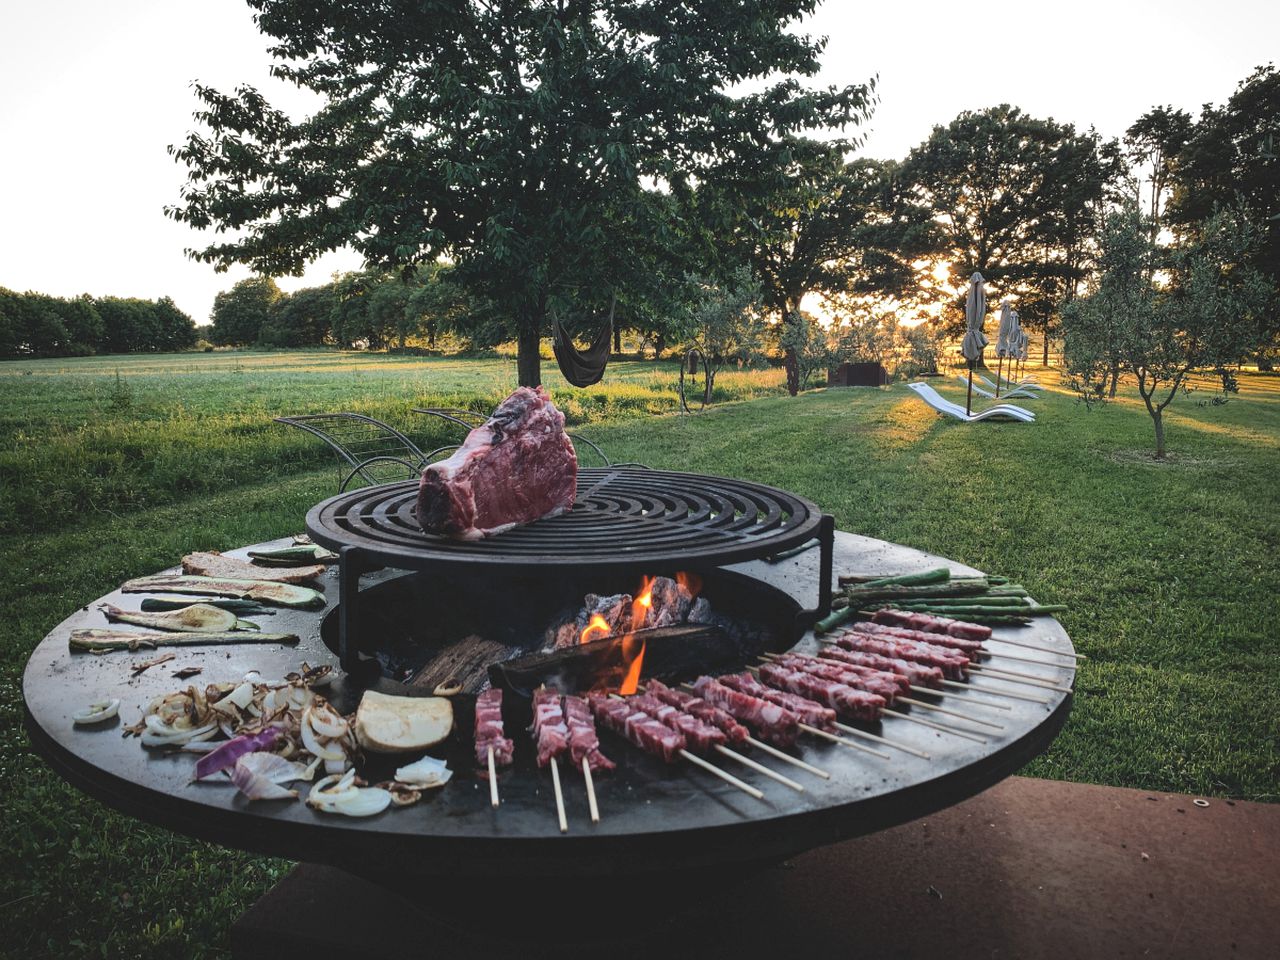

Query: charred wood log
[490,623,737,696]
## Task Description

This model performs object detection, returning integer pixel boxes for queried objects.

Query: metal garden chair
[274,412,444,492]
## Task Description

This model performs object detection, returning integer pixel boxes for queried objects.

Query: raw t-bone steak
[415,386,578,539]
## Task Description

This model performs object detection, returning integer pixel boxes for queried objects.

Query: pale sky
[1,0,1275,327]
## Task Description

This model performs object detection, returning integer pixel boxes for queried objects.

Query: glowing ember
[675,571,703,598]
[580,614,611,644]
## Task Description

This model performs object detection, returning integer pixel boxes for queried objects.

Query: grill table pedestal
[232,777,1279,960]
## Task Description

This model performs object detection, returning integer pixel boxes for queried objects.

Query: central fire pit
[305,468,835,673]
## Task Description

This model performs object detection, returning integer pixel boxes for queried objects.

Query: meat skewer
[587,694,765,801]
[563,694,613,823]
[691,676,891,760]
[764,654,1005,731]
[872,609,992,641]
[831,628,1069,694]
[642,681,831,780]
[719,671,930,760]
[816,646,1011,711]
[613,692,804,792]
[827,630,971,680]
[864,615,1077,668]
[746,664,988,745]
[531,688,570,832]
[474,688,514,809]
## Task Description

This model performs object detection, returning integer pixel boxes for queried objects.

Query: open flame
[676,571,702,598]
[619,635,645,695]
[580,613,611,644]
[630,575,655,632]
[574,572,700,694]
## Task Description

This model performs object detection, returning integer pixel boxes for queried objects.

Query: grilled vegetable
[121,575,324,609]
[247,545,338,565]
[69,628,300,652]
[183,552,325,585]
[100,602,240,633]
[140,597,275,615]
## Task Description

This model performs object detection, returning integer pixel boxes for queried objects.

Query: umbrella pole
[967,361,975,417]
[995,355,1003,397]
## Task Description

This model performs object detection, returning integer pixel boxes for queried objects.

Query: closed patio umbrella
[961,272,988,415]
[994,299,1014,397]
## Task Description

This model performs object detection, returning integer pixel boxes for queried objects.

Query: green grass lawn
[1,350,1277,959]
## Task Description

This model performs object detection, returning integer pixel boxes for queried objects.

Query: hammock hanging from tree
[551,293,615,387]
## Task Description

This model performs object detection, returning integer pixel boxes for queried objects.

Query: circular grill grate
[306,468,824,573]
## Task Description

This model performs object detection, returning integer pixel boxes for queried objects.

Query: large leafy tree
[719,148,931,394]
[902,105,1119,360]
[168,0,872,387]
[1124,105,1194,236]
[1167,65,1280,364]
[209,277,282,345]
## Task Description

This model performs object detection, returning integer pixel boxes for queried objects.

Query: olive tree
[1062,204,1270,457]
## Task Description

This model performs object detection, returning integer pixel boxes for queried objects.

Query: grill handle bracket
[793,513,835,632]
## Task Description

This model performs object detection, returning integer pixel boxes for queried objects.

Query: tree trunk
[1042,331,1050,366]
[781,304,800,397]
[516,312,542,388]
[783,348,800,396]
[613,325,621,354]
[653,333,665,359]
[1153,409,1165,459]
[1107,361,1120,398]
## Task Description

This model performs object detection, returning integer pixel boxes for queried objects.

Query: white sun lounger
[906,382,1036,422]
[960,375,1042,401]
[978,373,1039,390]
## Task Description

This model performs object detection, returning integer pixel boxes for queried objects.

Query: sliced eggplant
[100,602,239,633]
[121,575,324,609]
[69,628,300,652]
[247,545,338,565]
[140,596,275,615]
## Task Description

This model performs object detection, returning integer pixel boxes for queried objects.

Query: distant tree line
[0,289,197,359]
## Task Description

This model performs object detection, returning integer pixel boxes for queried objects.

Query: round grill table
[23,530,1074,887]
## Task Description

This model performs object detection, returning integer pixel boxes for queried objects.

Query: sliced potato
[355,691,453,754]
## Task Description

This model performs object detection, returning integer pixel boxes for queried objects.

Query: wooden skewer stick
[487,745,499,809]
[978,649,1070,670]
[908,684,1011,711]
[884,709,988,744]
[969,664,1072,693]
[549,756,568,834]
[715,746,804,792]
[986,637,1086,660]
[679,749,765,800]
[582,757,600,824]
[896,696,1005,731]
[940,678,1051,705]
[831,722,930,760]
[745,737,831,779]
[798,722,891,759]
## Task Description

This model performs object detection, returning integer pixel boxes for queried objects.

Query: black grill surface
[306,468,823,573]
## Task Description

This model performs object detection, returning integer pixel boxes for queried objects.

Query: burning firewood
[490,622,738,697]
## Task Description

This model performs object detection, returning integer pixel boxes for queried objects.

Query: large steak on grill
[415,386,578,539]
